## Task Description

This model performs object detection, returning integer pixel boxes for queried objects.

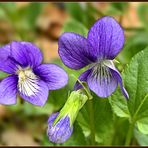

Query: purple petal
[48,112,59,123]
[111,69,129,99]
[104,60,129,99]
[0,43,10,61]
[34,64,68,90]
[0,44,18,74]
[87,68,118,98]
[0,75,18,105]
[47,112,73,144]
[58,32,95,70]
[74,69,91,90]
[19,79,49,106]
[87,16,125,60]
[11,41,43,68]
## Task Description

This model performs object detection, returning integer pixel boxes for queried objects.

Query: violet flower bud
[47,91,88,144]
[47,112,73,144]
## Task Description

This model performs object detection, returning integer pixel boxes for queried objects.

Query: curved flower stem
[71,74,93,99]
[71,74,95,144]
[88,99,95,145]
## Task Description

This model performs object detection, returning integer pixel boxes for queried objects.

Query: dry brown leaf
[36,3,68,39]
[0,105,6,118]
[122,2,142,28]
[35,37,59,63]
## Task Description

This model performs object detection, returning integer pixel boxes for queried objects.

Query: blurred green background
[0,2,148,146]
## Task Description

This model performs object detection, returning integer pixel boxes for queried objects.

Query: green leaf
[110,47,148,135]
[62,18,88,37]
[77,106,90,138]
[124,49,148,117]
[118,32,148,64]
[134,128,148,146]
[137,3,148,30]
[109,92,130,118]
[111,117,129,145]
[77,96,114,145]
[93,98,114,145]
[137,117,148,134]
[47,87,69,108]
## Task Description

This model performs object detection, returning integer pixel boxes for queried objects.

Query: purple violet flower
[0,41,68,106]
[47,112,73,144]
[58,16,129,99]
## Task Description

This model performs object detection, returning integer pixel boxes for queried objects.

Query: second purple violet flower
[0,41,68,106]
[58,16,129,99]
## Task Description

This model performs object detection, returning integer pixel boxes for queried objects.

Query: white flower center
[17,67,40,96]
[91,60,113,85]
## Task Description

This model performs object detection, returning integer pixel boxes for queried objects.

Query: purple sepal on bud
[47,112,73,144]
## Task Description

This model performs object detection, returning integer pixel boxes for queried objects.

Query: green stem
[111,115,119,145]
[71,74,92,100]
[125,94,148,146]
[88,99,95,145]
[133,94,148,120]
[71,74,95,144]
[124,121,135,146]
